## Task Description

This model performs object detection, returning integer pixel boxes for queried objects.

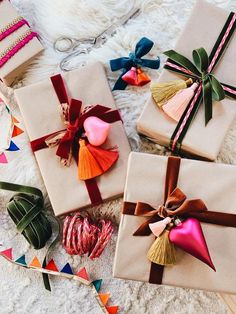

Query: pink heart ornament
[84,116,110,146]
[169,218,215,271]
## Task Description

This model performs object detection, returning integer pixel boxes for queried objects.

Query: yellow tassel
[150,78,193,108]
[78,140,103,180]
[147,229,176,266]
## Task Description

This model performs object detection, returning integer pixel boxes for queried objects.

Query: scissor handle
[59,47,89,71]
[53,37,76,52]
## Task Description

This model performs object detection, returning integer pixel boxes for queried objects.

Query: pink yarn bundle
[62,214,113,259]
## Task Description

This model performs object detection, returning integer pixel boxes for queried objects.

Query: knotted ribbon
[30,74,122,206]
[163,12,236,153]
[110,37,160,90]
[122,156,236,284]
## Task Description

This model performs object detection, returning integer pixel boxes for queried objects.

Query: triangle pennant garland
[0,248,12,260]
[0,246,120,313]
[105,306,119,314]
[99,293,110,306]
[12,125,24,138]
[0,153,8,163]
[15,255,27,266]
[29,256,41,268]
[7,141,19,151]
[12,116,19,124]
[60,262,73,275]
[45,259,59,272]
[76,267,89,281]
[92,279,102,292]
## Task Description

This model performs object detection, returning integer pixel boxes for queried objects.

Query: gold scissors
[54,7,141,71]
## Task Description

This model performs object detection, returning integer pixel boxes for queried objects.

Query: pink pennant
[0,248,13,260]
[76,267,89,281]
[0,153,8,163]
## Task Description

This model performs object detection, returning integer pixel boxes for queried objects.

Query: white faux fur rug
[1,0,236,313]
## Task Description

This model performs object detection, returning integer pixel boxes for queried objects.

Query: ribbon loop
[192,47,209,73]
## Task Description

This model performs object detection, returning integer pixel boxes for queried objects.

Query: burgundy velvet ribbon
[30,74,122,206]
[122,156,236,284]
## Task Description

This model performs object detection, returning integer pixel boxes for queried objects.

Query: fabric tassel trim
[122,67,151,86]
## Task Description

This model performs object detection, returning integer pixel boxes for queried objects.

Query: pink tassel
[162,82,199,122]
[149,217,172,237]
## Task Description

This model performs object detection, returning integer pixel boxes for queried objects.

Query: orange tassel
[87,144,119,173]
[78,140,119,180]
[78,140,103,180]
[136,68,150,86]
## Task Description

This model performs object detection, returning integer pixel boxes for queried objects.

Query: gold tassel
[147,229,176,266]
[150,78,193,108]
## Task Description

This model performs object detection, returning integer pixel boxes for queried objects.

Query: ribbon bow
[45,99,118,166]
[110,37,160,90]
[133,187,207,236]
[164,48,226,125]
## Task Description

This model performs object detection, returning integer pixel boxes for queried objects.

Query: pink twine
[62,214,113,259]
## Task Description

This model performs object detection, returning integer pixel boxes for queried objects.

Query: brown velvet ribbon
[122,156,236,284]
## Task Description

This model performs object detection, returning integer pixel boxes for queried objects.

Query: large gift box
[0,0,43,86]
[137,0,236,161]
[113,152,236,294]
[15,62,131,216]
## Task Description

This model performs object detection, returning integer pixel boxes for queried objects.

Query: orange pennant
[29,256,41,268]
[76,267,89,281]
[12,116,19,124]
[45,259,59,272]
[99,293,110,306]
[105,306,119,314]
[0,248,13,260]
[12,125,23,137]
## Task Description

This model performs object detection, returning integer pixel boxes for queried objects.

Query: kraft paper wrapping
[137,0,236,161]
[113,152,236,294]
[15,62,131,216]
[0,0,43,86]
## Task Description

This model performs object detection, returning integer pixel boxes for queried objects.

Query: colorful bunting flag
[0,247,119,314]
[60,262,73,275]
[45,259,59,272]
[12,125,23,138]
[7,141,19,151]
[0,248,12,260]
[29,256,41,268]
[105,306,119,314]
[15,255,27,266]
[0,153,8,164]
[92,279,102,292]
[99,293,110,306]
[76,267,89,281]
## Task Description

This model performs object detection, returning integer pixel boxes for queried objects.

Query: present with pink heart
[15,62,131,216]
[113,153,236,294]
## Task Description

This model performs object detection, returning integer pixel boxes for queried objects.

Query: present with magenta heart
[14,62,131,216]
[113,152,236,294]
[0,0,43,86]
[137,0,236,161]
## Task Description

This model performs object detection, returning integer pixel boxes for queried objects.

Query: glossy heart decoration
[169,218,215,271]
[84,116,110,146]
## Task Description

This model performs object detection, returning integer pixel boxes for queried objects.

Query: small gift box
[113,152,236,294]
[137,0,236,161]
[15,62,131,216]
[0,0,43,86]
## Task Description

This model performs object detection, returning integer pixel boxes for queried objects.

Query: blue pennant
[15,255,27,266]
[7,141,19,151]
[60,263,73,275]
[92,279,102,292]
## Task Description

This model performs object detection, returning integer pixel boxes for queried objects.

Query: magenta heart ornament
[84,116,110,146]
[169,218,215,271]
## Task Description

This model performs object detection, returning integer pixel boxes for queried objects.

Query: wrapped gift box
[15,62,131,216]
[113,152,236,294]
[137,0,236,161]
[0,0,43,86]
